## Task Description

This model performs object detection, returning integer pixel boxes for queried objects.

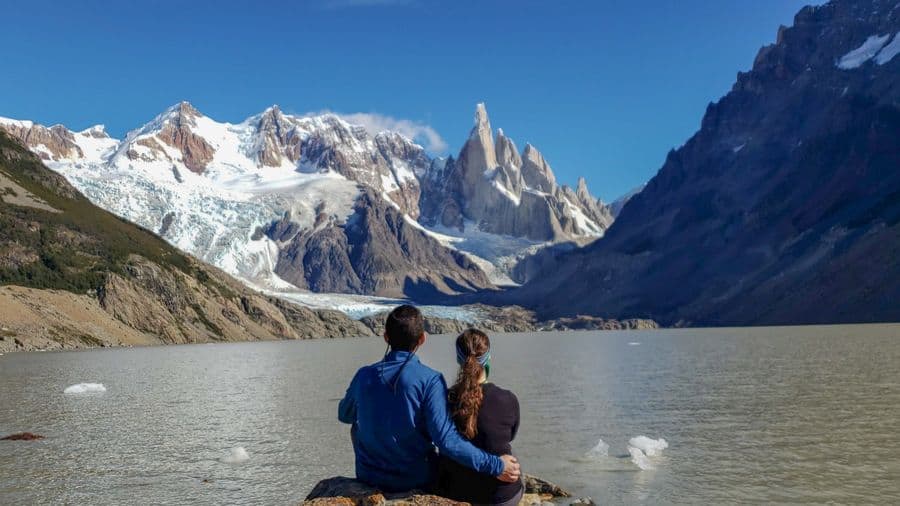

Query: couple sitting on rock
[339,305,523,505]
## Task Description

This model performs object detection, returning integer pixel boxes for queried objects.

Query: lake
[1,324,899,504]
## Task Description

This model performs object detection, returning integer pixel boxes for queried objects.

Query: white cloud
[308,110,448,153]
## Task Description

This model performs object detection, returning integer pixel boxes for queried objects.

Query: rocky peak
[494,128,522,171]
[170,101,201,122]
[0,119,83,161]
[152,103,213,174]
[254,105,301,167]
[521,143,557,192]
[419,102,612,241]
[465,102,498,174]
[576,176,591,202]
[473,102,491,133]
[117,101,214,174]
[80,125,109,139]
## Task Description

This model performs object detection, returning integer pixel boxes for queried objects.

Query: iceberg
[63,383,106,394]
[628,446,655,470]
[222,446,250,463]
[584,438,610,459]
[628,436,668,456]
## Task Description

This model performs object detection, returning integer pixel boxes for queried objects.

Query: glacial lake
[1,324,899,505]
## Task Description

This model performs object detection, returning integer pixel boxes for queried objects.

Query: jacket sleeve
[338,370,360,424]
[509,391,520,441]
[423,374,504,477]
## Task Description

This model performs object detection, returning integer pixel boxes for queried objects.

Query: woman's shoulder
[483,383,519,406]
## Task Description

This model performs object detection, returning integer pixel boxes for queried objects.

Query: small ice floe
[221,446,250,463]
[627,436,668,470]
[628,446,655,470]
[628,342,641,346]
[628,436,668,456]
[584,438,609,460]
[64,383,106,394]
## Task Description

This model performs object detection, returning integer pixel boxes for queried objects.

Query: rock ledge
[303,474,580,505]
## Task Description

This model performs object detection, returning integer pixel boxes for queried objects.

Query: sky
[0,0,819,201]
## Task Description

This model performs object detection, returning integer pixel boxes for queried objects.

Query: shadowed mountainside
[508,0,900,326]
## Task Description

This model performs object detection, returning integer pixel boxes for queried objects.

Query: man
[338,305,520,492]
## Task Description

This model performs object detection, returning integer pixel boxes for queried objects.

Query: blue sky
[0,0,818,201]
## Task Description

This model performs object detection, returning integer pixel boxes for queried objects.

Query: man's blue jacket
[338,350,503,491]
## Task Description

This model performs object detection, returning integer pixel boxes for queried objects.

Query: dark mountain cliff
[511,0,900,326]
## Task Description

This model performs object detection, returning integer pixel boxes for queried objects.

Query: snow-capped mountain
[0,102,612,302]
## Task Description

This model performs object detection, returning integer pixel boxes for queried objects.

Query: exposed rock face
[420,104,612,241]
[303,474,571,506]
[520,144,556,192]
[0,131,374,352]
[272,189,494,298]
[254,105,303,167]
[251,107,430,218]
[513,0,900,326]
[154,102,214,174]
[0,120,84,161]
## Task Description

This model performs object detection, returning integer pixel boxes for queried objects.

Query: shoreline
[3,321,898,355]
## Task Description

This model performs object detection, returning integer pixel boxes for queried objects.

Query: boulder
[302,474,571,506]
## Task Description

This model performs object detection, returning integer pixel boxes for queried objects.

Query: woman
[438,329,524,505]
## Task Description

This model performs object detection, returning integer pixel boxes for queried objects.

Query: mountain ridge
[508,0,900,326]
[0,130,376,351]
[0,102,613,302]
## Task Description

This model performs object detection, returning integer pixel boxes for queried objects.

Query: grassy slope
[0,131,196,293]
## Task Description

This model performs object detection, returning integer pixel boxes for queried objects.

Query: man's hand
[497,454,521,483]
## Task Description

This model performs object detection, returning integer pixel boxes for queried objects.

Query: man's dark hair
[385,305,425,351]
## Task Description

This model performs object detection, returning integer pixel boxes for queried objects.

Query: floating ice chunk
[64,383,106,394]
[628,446,655,470]
[585,439,609,459]
[628,342,641,346]
[628,436,668,456]
[222,446,250,463]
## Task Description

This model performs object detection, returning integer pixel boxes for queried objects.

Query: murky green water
[1,324,898,504]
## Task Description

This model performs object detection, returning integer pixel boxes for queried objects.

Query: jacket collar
[384,349,419,363]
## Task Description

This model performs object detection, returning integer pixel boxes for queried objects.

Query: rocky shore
[0,296,657,353]
[360,303,658,336]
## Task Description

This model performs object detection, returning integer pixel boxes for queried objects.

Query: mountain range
[0,129,377,352]
[0,103,612,303]
[2,0,898,328]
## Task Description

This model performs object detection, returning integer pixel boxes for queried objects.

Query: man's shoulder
[407,359,444,383]
[357,360,385,375]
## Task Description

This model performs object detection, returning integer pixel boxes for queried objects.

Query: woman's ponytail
[449,329,491,440]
